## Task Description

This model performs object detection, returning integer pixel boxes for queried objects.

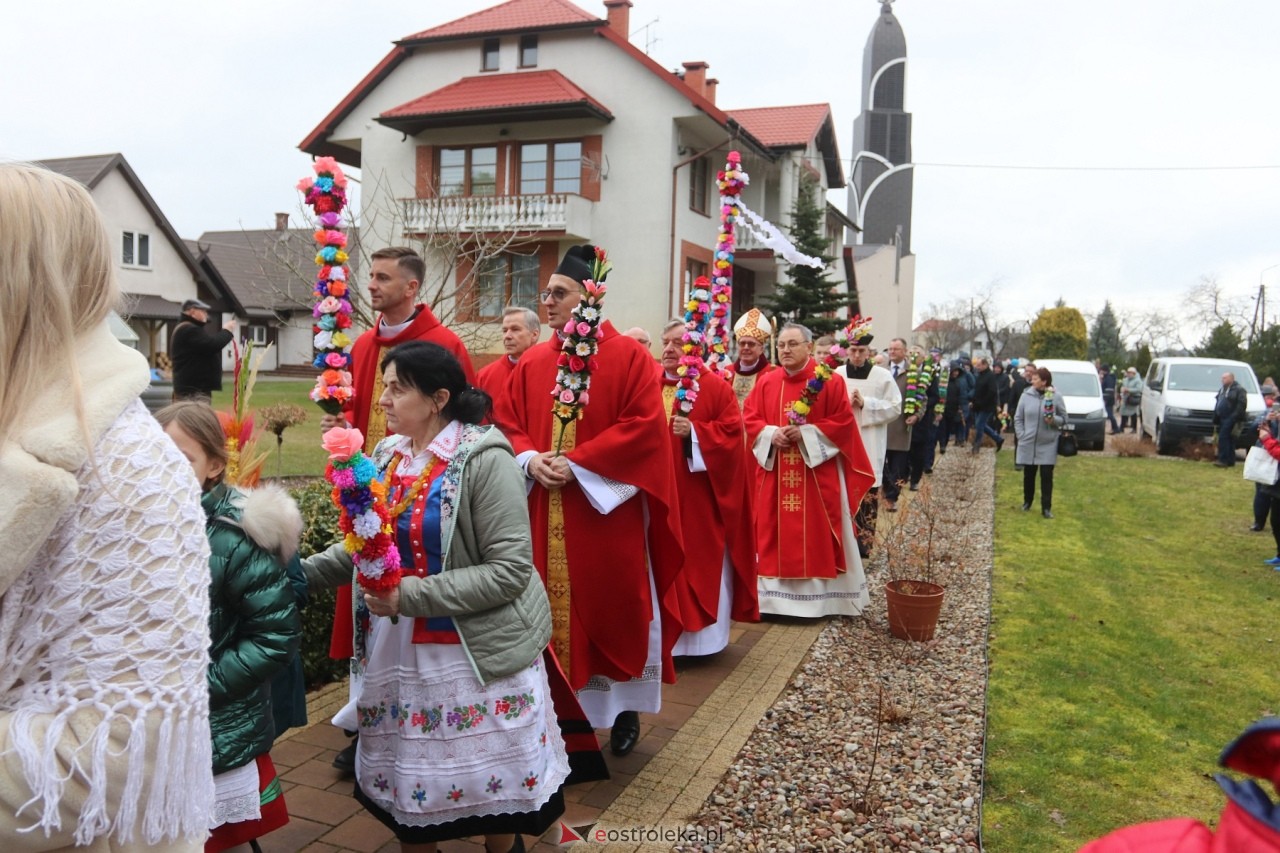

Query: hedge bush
[291,481,350,689]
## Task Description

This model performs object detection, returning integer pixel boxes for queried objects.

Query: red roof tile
[380,69,610,120]
[727,104,832,149]
[403,0,599,42]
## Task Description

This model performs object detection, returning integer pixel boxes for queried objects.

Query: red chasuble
[660,368,759,629]
[328,304,475,660]
[724,360,776,407]
[495,321,685,691]
[742,359,875,580]
[475,355,517,414]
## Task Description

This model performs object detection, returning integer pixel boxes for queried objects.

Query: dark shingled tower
[849,1,914,254]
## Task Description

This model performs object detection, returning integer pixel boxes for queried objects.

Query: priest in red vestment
[495,245,684,758]
[723,307,775,406]
[743,322,876,617]
[475,306,540,414]
[656,321,758,656]
[320,247,475,666]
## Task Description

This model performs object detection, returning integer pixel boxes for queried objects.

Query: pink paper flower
[322,427,364,462]
[559,389,575,404]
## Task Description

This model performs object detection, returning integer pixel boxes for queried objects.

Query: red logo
[558,822,589,845]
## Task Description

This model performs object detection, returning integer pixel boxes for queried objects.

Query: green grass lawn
[983,453,1279,850]
[211,378,329,479]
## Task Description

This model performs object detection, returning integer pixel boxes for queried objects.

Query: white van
[1140,357,1264,454]
[1033,359,1108,450]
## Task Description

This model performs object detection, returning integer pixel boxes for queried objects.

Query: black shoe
[333,740,357,775]
[909,483,920,492]
[1021,502,1031,511]
[610,710,640,756]
[996,438,1004,452]
[1251,524,1265,532]
[924,467,933,474]
[1042,509,1054,519]
[939,447,947,455]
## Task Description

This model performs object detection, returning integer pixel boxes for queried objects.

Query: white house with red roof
[301,0,854,354]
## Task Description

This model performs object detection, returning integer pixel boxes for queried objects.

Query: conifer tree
[760,178,858,335]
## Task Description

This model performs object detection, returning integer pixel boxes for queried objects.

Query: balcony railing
[400,193,592,236]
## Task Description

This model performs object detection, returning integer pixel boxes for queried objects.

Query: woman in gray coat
[305,342,567,853]
[1014,366,1067,518]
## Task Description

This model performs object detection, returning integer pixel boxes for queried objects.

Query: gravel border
[678,448,995,852]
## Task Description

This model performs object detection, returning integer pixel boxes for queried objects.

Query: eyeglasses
[776,341,810,350]
[538,287,580,303]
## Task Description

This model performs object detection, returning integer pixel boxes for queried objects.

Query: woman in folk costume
[724,308,775,406]
[743,322,877,617]
[155,402,302,853]
[0,163,214,849]
[304,342,568,853]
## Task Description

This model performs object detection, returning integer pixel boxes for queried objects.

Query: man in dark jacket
[1099,364,1120,434]
[1213,372,1248,467]
[170,299,236,401]
[970,356,1004,453]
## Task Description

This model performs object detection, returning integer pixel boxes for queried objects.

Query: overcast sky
[8,0,1279,338]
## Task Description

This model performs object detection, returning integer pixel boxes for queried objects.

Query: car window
[1052,372,1102,397]
[1167,364,1259,393]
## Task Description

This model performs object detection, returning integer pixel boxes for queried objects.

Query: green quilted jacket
[204,483,302,775]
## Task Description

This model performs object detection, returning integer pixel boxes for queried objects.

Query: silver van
[1140,357,1264,454]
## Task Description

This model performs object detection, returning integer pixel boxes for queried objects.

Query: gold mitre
[733,308,773,343]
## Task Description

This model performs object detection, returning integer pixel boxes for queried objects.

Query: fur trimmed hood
[239,483,304,563]
[0,322,150,598]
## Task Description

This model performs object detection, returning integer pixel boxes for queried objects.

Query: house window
[518,141,582,195]
[439,146,497,197]
[519,35,538,67]
[481,38,499,71]
[474,253,541,320]
[122,231,151,267]
[689,156,709,214]
[684,257,709,293]
[246,324,268,346]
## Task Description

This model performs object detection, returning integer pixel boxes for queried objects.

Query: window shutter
[580,135,602,201]
[416,145,436,198]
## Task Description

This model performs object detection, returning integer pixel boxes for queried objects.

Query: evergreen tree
[760,178,857,336]
[1195,321,1243,360]
[1088,301,1125,370]
[1246,325,1280,388]
[1029,304,1088,359]
[1134,342,1152,376]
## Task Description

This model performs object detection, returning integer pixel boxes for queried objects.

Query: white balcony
[400,193,594,240]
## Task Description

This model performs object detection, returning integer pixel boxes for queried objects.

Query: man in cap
[319,245,475,773]
[657,320,758,656]
[475,305,540,411]
[170,298,236,402]
[725,308,774,406]
[832,316,900,556]
[496,245,684,758]
[743,322,876,617]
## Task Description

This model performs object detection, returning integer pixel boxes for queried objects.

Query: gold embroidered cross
[782,493,804,512]
[782,468,804,488]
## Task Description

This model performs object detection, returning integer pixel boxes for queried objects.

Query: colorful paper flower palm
[298,157,355,415]
[551,247,611,453]
[708,151,747,379]
[323,428,401,593]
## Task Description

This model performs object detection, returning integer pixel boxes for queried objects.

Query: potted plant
[877,478,946,641]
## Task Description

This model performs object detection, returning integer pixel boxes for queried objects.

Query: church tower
[849,1,913,254]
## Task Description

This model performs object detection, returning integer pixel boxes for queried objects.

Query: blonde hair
[0,163,120,445]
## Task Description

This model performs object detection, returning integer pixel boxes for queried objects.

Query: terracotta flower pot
[884,580,944,641]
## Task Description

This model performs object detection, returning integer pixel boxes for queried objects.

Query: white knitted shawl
[0,323,215,846]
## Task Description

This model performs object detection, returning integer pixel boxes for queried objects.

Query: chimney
[704,77,718,105]
[275,212,289,231]
[604,0,631,39]
[682,61,709,98]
